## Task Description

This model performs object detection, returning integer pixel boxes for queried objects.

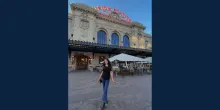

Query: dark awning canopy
[68,40,152,57]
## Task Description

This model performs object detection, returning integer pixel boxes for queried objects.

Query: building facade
[68,3,152,70]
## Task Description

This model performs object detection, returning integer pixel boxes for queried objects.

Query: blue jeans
[102,78,110,103]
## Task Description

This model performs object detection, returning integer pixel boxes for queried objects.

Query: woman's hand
[112,79,116,83]
[98,71,103,83]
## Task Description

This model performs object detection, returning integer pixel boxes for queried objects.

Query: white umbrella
[100,53,145,63]
[100,53,145,69]
[145,57,152,63]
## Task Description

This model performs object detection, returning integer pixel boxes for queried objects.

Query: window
[123,35,130,47]
[111,33,119,45]
[97,30,107,44]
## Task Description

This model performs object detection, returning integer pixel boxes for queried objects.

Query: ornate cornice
[132,22,146,29]
[70,3,99,15]
[143,33,152,38]
[70,3,132,27]
[70,3,148,31]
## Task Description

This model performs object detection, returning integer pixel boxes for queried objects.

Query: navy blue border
[153,0,220,109]
[1,0,220,109]
[0,0,67,110]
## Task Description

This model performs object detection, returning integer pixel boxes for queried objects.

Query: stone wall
[68,6,152,50]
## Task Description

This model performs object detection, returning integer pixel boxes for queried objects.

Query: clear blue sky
[68,0,152,35]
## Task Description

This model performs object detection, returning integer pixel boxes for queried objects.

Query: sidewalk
[68,71,152,110]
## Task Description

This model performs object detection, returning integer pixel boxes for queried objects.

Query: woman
[97,58,115,109]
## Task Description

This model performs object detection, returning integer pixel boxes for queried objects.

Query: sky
[68,0,152,35]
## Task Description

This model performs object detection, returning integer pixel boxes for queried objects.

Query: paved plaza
[68,71,152,110]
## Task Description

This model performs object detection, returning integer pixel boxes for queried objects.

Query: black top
[102,65,112,80]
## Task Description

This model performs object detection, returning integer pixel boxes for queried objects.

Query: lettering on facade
[94,6,132,24]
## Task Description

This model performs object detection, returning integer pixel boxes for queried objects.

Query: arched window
[111,33,119,45]
[123,35,130,47]
[97,30,107,44]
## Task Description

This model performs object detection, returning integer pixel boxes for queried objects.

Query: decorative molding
[111,30,121,37]
[70,3,147,31]
[97,27,108,35]
[96,16,131,27]
[132,22,146,29]
[71,17,75,27]
[80,19,89,29]
[131,30,135,34]
[70,3,99,15]
[81,12,88,20]
[124,32,131,38]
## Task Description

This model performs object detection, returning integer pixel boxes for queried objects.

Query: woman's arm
[110,71,115,82]
[98,71,103,81]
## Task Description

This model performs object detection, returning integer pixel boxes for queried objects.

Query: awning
[68,40,152,56]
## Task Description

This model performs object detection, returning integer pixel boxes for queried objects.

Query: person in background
[97,58,115,109]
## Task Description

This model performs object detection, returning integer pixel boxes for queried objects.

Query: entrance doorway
[76,54,88,70]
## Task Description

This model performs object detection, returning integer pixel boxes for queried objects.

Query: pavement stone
[68,71,152,110]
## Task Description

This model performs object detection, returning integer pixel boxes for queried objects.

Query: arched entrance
[75,54,89,70]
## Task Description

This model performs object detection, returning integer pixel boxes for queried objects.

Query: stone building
[68,3,152,70]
